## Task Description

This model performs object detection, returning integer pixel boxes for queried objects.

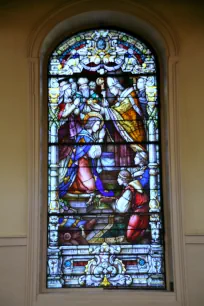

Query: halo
[139,151,148,160]
[83,112,104,130]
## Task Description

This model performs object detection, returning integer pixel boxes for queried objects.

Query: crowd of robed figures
[57,76,151,244]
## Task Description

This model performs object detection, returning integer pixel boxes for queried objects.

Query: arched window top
[48,29,156,76]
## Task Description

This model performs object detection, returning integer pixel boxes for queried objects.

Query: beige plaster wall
[0,1,204,306]
[0,0,66,236]
[0,0,203,236]
[0,1,204,230]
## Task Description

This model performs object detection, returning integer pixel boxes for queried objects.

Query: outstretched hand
[98,127,106,140]
[100,196,116,203]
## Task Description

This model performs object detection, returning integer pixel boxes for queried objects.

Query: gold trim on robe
[112,88,146,144]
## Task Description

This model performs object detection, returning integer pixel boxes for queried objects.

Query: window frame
[26,4,186,306]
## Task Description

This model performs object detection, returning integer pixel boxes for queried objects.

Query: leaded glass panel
[47,29,165,289]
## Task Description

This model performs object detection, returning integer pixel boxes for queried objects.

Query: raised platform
[63,193,95,213]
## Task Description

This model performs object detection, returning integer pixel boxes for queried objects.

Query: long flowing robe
[58,129,114,198]
[126,168,150,242]
[105,87,146,152]
[58,92,87,161]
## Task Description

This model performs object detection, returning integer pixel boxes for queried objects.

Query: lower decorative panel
[47,243,165,289]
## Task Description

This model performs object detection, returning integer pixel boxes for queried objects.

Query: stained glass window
[47,29,165,289]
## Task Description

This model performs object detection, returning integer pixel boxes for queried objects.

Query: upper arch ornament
[49,29,156,76]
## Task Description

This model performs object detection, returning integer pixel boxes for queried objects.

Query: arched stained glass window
[47,29,165,289]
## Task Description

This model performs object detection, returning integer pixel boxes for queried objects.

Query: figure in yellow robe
[106,77,146,152]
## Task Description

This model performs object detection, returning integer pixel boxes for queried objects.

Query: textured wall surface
[0,1,204,305]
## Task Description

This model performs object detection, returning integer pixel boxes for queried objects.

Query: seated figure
[58,112,114,198]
